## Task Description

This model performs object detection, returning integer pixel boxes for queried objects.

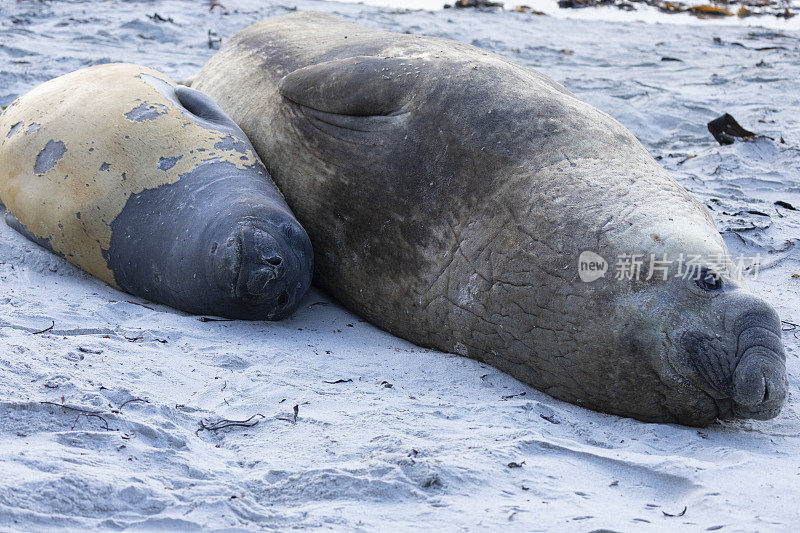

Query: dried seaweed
[707,113,756,145]
[198,413,265,433]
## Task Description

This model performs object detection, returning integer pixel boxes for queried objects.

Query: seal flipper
[278,56,418,117]
[4,212,58,254]
[175,85,231,124]
[174,85,247,139]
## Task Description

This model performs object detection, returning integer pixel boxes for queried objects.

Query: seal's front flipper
[278,57,415,138]
[175,85,230,123]
[4,212,57,254]
[174,85,247,140]
[278,56,418,117]
[178,74,196,87]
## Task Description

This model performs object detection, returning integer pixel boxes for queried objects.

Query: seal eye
[696,267,723,292]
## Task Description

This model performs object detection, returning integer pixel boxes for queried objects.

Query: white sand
[0,1,798,530]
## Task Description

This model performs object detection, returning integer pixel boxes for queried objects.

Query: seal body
[192,12,787,424]
[0,63,313,319]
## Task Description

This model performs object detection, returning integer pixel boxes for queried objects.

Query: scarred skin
[192,12,787,424]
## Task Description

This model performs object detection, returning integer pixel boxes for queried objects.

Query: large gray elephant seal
[192,12,787,425]
[0,63,313,319]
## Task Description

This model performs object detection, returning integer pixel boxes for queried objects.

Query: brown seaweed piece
[707,113,757,145]
[691,4,733,16]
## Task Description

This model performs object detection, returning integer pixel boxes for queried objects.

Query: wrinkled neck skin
[193,12,786,424]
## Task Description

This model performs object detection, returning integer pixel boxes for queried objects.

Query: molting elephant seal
[0,63,313,319]
[192,12,787,424]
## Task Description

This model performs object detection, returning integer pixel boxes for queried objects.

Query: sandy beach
[0,0,798,530]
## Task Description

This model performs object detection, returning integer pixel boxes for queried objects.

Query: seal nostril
[278,291,289,307]
[267,255,282,266]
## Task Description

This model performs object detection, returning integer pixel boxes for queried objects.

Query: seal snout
[211,215,311,320]
[730,308,788,420]
[731,350,787,419]
[235,224,291,303]
[680,300,788,421]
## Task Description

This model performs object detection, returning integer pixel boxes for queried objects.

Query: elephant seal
[192,12,787,424]
[0,63,313,319]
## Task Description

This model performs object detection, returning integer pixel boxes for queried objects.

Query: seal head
[606,225,787,424]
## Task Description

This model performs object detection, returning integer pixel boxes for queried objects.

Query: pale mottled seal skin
[0,63,313,319]
[192,12,787,425]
